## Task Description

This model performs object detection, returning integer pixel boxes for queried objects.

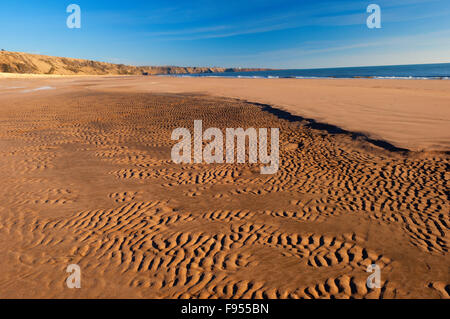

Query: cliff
[0,51,269,75]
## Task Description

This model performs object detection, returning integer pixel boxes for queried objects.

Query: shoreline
[159,74,450,80]
[3,72,449,80]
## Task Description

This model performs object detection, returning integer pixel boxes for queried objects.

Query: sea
[169,63,450,79]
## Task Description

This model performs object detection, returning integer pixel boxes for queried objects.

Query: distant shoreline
[160,74,450,80]
[161,62,450,80]
[3,72,448,80]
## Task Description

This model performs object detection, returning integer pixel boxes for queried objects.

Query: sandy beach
[3,75,449,152]
[0,76,448,298]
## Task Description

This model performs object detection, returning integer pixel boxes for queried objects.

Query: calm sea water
[173,63,450,79]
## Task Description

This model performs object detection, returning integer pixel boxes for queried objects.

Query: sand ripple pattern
[0,92,447,298]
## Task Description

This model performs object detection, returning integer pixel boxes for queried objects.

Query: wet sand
[0,76,448,298]
[3,75,450,151]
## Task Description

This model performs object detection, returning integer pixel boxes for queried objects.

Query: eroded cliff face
[0,51,269,75]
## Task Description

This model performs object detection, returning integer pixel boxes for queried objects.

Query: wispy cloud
[203,28,450,68]
[140,0,450,40]
[145,25,229,37]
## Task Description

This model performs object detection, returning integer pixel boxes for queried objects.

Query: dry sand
[0,76,448,298]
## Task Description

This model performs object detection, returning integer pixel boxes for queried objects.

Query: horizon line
[2,50,449,72]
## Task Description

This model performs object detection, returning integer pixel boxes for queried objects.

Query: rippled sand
[0,77,448,298]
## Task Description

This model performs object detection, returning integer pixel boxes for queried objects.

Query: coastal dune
[0,76,448,298]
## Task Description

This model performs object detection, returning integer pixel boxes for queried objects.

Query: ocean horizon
[165,62,450,79]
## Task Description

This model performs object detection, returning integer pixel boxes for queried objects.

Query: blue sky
[1,0,449,68]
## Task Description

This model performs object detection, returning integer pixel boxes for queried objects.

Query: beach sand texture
[0,76,448,298]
